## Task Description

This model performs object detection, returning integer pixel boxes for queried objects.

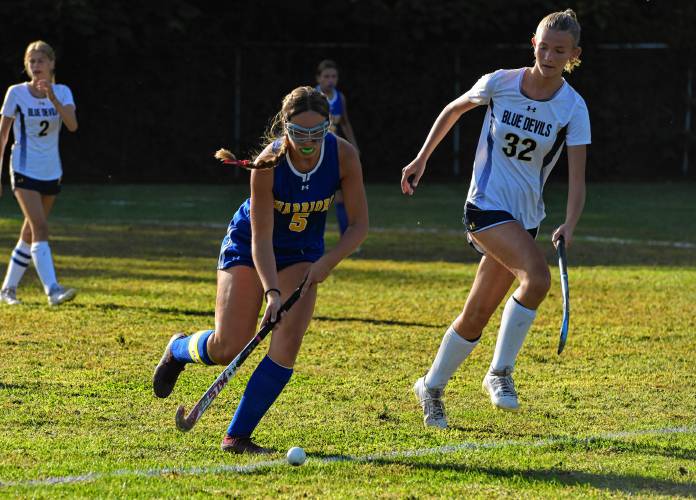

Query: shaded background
[0,0,694,184]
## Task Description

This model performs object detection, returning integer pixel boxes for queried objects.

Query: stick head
[557,315,569,354]
[175,405,194,432]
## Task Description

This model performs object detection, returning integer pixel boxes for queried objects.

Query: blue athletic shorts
[11,172,62,195]
[218,233,323,272]
[463,202,538,256]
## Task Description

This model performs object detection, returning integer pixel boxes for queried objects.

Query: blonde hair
[537,9,582,73]
[24,40,56,82]
[216,86,330,169]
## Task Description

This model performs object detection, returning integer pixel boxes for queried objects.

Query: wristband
[264,288,281,301]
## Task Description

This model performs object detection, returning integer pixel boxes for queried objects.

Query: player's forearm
[564,180,585,232]
[0,139,7,182]
[564,146,587,231]
[341,122,358,149]
[326,218,368,267]
[51,100,78,131]
[415,104,463,162]
[252,241,280,292]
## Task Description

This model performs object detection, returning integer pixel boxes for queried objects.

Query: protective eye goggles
[285,120,330,143]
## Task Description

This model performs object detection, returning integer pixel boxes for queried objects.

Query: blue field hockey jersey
[316,85,343,117]
[227,133,341,255]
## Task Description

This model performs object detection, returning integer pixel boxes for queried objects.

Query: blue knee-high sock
[226,355,293,437]
[335,202,348,235]
[171,330,215,365]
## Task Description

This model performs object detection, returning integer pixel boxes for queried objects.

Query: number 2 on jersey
[38,120,49,136]
[502,133,536,161]
[289,212,309,232]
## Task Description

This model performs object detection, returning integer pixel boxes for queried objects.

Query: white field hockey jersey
[1,82,75,180]
[464,68,590,229]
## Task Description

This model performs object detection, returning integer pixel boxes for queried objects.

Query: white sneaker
[413,376,448,428]
[0,287,21,305]
[482,367,520,411]
[48,285,77,306]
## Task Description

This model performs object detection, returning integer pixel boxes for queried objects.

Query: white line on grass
[1,426,693,489]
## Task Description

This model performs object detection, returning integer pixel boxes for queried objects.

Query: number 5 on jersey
[289,212,309,232]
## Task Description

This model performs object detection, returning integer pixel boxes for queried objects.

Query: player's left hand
[301,259,331,297]
[552,224,574,248]
[36,80,56,102]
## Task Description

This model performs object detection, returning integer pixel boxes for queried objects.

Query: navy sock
[227,355,293,437]
[171,330,215,365]
[335,202,348,235]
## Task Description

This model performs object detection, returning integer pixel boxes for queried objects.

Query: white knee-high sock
[30,241,58,294]
[2,239,31,289]
[424,325,480,390]
[490,296,536,373]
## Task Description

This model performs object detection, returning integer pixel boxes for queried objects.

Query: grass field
[0,182,694,498]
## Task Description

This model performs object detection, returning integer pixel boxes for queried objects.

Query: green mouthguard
[300,147,315,155]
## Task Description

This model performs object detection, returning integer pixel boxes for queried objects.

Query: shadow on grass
[313,315,441,328]
[71,302,214,318]
[365,459,696,497]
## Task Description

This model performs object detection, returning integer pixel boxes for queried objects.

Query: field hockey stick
[175,278,307,432]
[556,236,570,355]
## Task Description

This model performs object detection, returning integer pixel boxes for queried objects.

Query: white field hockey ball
[286,446,306,466]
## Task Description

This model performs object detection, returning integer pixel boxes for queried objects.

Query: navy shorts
[218,233,322,272]
[463,202,538,256]
[11,172,62,195]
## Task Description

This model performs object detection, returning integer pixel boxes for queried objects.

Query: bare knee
[206,330,246,365]
[519,266,551,305]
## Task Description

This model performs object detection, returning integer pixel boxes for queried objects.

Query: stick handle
[175,278,306,431]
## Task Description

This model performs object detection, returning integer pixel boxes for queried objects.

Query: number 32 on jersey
[502,133,537,161]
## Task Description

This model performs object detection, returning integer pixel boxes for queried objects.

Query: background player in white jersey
[0,41,78,306]
[401,9,590,428]
[315,60,359,237]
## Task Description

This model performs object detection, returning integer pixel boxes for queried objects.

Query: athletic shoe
[221,436,273,454]
[47,284,77,306]
[153,333,187,398]
[0,287,21,305]
[413,376,448,428]
[482,367,520,411]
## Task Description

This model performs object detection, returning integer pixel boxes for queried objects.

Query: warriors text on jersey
[1,83,75,180]
[222,133,341,261]
[464,68,590,229]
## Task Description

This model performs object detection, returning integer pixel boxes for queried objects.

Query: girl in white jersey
[401,10,590,428]
[0,41,78,306]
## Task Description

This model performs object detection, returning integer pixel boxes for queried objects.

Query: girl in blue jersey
[402,10,589,428]
[0,41,78,306]
[154,86,368,453]
[315,60,359,236]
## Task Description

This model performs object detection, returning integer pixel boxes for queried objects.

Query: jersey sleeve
[462,70,501,105]
[566,97,591,146]
[0,86,17,118]
[57,85,75,108]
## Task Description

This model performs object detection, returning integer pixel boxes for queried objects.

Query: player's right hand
[401,159,425,196]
